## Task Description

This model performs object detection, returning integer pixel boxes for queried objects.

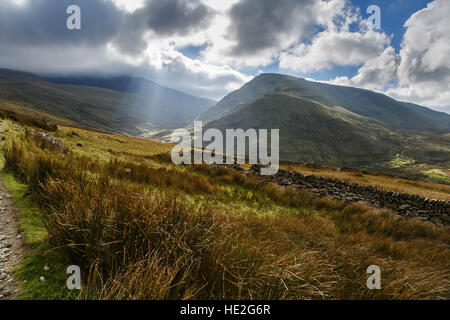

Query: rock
[39,276,46,282]
[29,131,64,151]
[76,142,84,148]
[124,168,132,174]
[44,264,50,271]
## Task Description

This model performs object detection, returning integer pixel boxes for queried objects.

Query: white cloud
[280,30,390,73]
[109,0,146,12]
[328,0,450,113]
[329,46,400,91]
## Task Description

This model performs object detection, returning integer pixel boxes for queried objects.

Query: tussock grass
[105,159,215,194]
[0,108,57,131]
[3,137,450,300]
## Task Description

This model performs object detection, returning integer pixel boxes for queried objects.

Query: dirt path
[0,182,25,299]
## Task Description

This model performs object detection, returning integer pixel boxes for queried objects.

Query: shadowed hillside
[0,69,214,135]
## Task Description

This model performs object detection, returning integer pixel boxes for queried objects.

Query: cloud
[280,30,390,73]
[0,0,122,47]
[202,0,349,68]
[0,0,248,100]
[392,0,450,112]
[329,46,400,91]
[328,0,450,113]
[227,0,316,56]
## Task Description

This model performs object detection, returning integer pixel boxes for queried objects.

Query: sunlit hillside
[0,115,448,300]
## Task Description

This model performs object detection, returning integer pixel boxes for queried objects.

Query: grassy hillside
[1,116,449,300]
[200,74,450,170]
[0,69,214,135]
[45,75,215,125]
[206,93,402,165]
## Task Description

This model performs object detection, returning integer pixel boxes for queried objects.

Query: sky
[0,0,449,114]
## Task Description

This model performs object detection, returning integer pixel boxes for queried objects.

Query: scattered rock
[29,131,64,151]
[76,142,84,148]
[39,276,46,282]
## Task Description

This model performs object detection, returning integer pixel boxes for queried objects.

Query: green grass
[424,169,450,185]
[0,158,77,299]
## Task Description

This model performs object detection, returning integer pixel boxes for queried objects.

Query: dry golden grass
[54,126,173,163]
[3,135,449,300]
[281,165,450,201]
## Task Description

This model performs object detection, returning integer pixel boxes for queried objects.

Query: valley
[0,69,448,300]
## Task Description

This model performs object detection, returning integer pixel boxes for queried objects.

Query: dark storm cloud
[141,0,213,36]
[0,0,122,47]
[115,0,214,55]
[227,0,316,55]
[0,0,213,53]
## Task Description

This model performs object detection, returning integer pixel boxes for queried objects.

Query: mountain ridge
[198,73,450,133]
[202,73,450,166]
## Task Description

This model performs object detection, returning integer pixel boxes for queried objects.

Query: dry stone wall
[222,164,450,226]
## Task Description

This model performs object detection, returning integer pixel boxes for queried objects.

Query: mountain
[44,75,216,122]
[202,74,450,166]
[198,73,450,133]
[0,69,214,135]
